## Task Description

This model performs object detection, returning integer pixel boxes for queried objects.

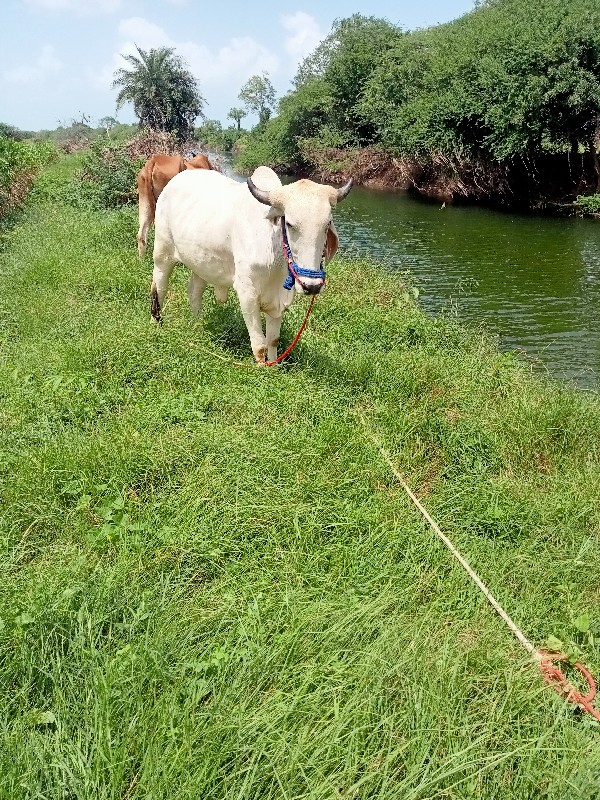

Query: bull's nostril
[302,283,322,295]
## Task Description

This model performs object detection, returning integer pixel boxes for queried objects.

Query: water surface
[338,188,600,389]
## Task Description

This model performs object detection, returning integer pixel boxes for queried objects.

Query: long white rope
[359,414,541,661]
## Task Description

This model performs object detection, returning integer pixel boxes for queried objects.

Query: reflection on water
[230,163,600,388]
[334,187,600,389]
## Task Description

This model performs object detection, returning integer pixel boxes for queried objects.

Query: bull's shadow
[202,293,250,356]
[201,289,367,387]
[200,291,312,371]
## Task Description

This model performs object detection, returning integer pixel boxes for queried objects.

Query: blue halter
[281,218,327,291]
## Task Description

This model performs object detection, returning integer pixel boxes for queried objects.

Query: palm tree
[112,46,204,141]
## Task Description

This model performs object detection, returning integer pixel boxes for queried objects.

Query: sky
[0,0,476,132]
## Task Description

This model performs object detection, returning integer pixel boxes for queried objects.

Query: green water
[334,187,600,389]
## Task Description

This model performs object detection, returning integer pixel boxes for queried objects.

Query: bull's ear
[266,206,282,221]
[324,222,339,264]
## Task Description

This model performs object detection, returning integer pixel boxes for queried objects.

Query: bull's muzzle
[297,280,324,295]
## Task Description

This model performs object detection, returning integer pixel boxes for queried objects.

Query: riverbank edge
[235,144,600,216]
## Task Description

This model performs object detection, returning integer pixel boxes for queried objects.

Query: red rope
[264,296,316,366]
[538,651,600,720]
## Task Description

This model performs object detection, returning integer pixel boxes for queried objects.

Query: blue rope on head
[281,218,326,290]
[283,270,296,291]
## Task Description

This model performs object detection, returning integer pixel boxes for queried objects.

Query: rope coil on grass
[538,652,600,721]
[359,412,600,721]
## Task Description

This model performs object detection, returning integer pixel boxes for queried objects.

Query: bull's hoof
[253,346,267,364]
[214,286,229,304]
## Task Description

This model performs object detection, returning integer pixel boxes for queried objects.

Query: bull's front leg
[265,313,283,363]
[235,285,267,363]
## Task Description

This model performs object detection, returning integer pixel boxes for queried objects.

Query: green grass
[1,158,599,799]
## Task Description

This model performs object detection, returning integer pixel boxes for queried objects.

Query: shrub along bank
[0,137,58,222]
[239,2,600,209]
[1,159,600,797]
[37,130,211,212]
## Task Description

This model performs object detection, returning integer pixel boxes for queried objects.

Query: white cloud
[118,17,171,50]
[281,11,323,64]
[177,36,279,85]
[23,0,121,13]
[93,16,279,94]
[2,45,63,85]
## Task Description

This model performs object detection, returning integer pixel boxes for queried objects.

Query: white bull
[151,166,352,363]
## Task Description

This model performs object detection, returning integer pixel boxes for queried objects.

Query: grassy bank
[1,160,599,798]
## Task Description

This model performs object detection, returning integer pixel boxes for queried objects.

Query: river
[226,163,600,389]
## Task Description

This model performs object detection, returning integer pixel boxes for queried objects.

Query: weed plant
[574,194,600,216]
[66,138,144,210]
[0,159,599,798]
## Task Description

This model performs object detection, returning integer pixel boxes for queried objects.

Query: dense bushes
[60,131,181,211]
[362,0,600,165]
[0,123,31,141]
[241,1,600,203]
[59,129,216,211]
[574,193,600,214]
[34,121,138,152]
[237,15,401,174]
[31,136,173,212]
[195,120,243,153]
[0,137,58,219]
[73,139,145,209]
[61,131,180,210]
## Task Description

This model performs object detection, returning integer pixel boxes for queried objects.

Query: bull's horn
[336,178,353,202]
[247,177,272,206]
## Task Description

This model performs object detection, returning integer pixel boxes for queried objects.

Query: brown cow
[136,152,213,257]
[186,153,212,170]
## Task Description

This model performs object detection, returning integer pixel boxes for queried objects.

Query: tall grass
[0,157,599,798]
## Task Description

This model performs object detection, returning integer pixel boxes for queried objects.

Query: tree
[294,15,403,144]
[358,0,600,193]
[112,46,205,141]
[238,73,276,125]
[196,119,223,148]
[227,107,247,130]
[0,122,27,140]
[98,116,118,136]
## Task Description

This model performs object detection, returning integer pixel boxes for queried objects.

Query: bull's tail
[136,160,157,258]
